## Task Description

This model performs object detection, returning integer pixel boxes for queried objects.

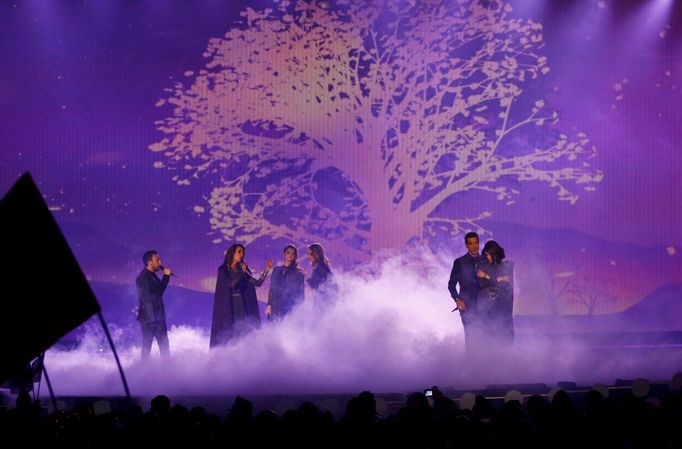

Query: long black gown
[210,264,266,348]
[476,260,514,342]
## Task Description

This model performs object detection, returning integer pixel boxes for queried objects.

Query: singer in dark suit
[448,232,482,349]
[210,244,272,348]
[135,250,172,359]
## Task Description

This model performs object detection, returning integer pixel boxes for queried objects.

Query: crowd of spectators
[1,379,680,448]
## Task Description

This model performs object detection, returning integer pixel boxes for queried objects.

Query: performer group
[135,233,513,358]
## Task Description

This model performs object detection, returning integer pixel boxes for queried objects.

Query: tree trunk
[331,138,424,254]
[355,172,423,253]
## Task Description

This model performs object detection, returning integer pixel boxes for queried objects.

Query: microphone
[160,265,178,278]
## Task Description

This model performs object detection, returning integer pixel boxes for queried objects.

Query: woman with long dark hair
[210,244,272,348]
[265,244,305,320]
[305,243,338,309]
[476,240,514,342]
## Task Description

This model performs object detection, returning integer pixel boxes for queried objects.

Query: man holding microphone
[136,250,173,359]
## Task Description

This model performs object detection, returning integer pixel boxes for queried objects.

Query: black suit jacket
[448,253,481,305]
[135,268,170,325]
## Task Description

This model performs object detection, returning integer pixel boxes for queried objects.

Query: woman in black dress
[210,244,272,348]
[265,244,305,320]
[305,243,338,310]
[476,240,514,342]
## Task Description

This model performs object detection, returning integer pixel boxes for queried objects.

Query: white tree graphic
[150,0,602,258]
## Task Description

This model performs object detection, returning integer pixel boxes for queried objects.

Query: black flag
[0,173,101,384]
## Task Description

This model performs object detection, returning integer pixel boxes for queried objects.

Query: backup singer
[304,243,338,310]
[265,244,305,320]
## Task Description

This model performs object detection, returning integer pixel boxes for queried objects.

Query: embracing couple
[448,232,514,349]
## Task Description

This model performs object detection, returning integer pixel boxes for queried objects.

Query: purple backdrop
[0,0,680,394]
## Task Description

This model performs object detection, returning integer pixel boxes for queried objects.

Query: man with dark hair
[136,250,172,359]
[448,232,482,349]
